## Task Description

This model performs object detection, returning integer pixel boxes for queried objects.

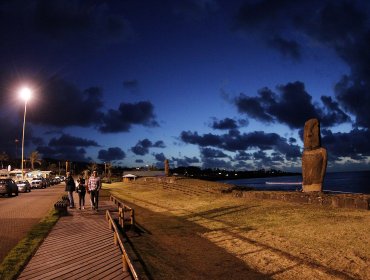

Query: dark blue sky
[1,0,370,172]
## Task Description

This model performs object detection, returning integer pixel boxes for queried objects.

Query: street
[0,183,65,263]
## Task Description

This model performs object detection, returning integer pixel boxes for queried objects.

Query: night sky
[1,0,370,172]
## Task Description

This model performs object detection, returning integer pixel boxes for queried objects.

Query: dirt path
[0,184,65,263]
[106,179,370,280]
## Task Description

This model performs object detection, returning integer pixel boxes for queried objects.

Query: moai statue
[164,159,170,177]
[302,118,327,192]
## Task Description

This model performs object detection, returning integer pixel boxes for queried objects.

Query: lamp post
[19,87,31,179]
[15,139,19,167]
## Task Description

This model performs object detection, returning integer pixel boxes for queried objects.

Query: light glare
[20,87,32,101]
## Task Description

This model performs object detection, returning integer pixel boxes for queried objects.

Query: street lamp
[19,87,31,179]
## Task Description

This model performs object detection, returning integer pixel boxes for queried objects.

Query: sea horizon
[220,170,370,194]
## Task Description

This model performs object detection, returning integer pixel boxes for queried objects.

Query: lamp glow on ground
[19,87,32,179]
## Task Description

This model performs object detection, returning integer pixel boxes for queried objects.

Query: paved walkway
[0,184,66,263]
[18,194,131,279]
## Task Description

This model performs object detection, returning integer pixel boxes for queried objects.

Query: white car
[31,178,46,189]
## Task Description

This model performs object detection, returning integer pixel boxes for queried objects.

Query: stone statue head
[304,118,321,150]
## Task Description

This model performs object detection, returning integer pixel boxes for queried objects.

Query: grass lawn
[104,178,370,280]
[0,209,59,280]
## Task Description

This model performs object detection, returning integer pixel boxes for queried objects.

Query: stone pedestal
[302,147,327,192]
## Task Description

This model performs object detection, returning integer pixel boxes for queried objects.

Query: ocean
[221,170,370,194]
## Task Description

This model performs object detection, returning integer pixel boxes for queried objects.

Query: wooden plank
[18,198,131,280]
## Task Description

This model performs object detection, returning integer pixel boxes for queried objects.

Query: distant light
[20,87,32,101]
[235,174,238,176]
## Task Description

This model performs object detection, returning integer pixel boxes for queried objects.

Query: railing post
[118,207,123,228]
[114,232,118,246]
[122,255,129,272]
[131,209,135,226]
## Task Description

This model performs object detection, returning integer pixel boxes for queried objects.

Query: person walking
[65,172,76,208]
[88,171,101,211]
[76,176,86,210]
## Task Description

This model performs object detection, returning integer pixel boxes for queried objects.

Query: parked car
[54,177,62,184]
[31,177,46,189]
[16,180,31,193]
[0,178,19,197]
[51,177,61,185]
[44,178,51,187]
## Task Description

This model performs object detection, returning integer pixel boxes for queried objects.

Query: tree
[106,162,112,181]
[29,151,42,170]
[0,152,9,169]
[86,162,97,173]
[48,163,58,173]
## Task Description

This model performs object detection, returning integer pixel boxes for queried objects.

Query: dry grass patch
[104,179,370,280]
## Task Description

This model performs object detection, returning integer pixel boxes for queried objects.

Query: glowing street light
[19,87,31,179]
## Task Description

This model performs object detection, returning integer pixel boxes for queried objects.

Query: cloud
[202,158,233,169]
[180,129,301,161]
[99,101,159,133]
[210,117,239,130]
[2,75,159,135]
[251,150,283,170]
[302,3,370,128]
[49,134,99,147]
[0,0,132,69]
[322,128,370,161]
[200,147,229,159]
[131,139,165,156]
[37,145,90,162]
[34,1,127,42]
[235,0,291,29]
[268,35,301,60]
[26,76,104,127]
[234,81,350,129]
[235,0,370,130]
[234,151,252,161]
[171,156,200,167]
[320,96,351,126]
[135,159,144,163]
[98,147,126,162]
[153,152,166,162]
[180,131,222,147]
[0,114,46,160]
[36,133,99,161]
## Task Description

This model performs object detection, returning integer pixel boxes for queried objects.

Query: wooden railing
[110,195,135,229]
[110,196,135,228]
[105,210,148,280]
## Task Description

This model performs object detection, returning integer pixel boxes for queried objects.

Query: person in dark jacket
[76,176,86,210]
[65,172,76,208]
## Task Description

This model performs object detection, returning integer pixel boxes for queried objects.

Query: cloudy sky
[1,0,370,172]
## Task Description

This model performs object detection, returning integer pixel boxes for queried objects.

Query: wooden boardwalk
[18,198,131,280]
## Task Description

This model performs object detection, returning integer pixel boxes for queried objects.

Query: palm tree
[0,152,9,169]
[86,162,97,173]
[29,151,42,170]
